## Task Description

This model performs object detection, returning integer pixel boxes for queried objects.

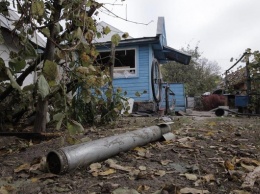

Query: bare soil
[0,112,260,194]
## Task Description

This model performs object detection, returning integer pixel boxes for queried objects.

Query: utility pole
[245,53,251,113]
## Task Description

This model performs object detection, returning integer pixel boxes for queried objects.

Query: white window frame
[98,47,138,79]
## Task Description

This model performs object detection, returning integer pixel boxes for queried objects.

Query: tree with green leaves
[0,0,126,133]
[248,50,260,113]
[224,49,260,113]
[161,45,222,96]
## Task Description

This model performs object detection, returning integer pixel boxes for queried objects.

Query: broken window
[96,48,137,78]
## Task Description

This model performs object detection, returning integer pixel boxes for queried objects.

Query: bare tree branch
[100,5,153,25]
[0,55,43,101]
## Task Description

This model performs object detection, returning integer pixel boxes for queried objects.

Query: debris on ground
[0,115,260,193]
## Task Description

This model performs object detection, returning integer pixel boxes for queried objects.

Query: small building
[1,11,191,113]
[95,17,191,112]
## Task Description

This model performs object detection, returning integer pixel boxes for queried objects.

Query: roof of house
[95,21,133,43]
[95,17,191,65]
[0,9,46,48]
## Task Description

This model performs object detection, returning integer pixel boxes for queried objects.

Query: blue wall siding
[160,83,186,112]
[113,45,151,102]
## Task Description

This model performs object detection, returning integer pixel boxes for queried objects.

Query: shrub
[202,94,225,111]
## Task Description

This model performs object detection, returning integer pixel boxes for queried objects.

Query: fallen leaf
[224,160,235,170]
[240,162,256,172]
[202,174,215,182]
[180,187,209,194]
[99,169,116,176]
[112,188,140,194]
[133,147,148,157]
[183,173,198,181]
[91,171,99,177]
[133,147,146,152]
[105,159,135,172]
[230,190,251,194]
[237,158,260,166]
[208,121,216,126]
[54,186,71,192]
[137,185,150,192]
[80,136,91,143]
[231,156,237,164]
[0,185,15,194]
[89,162,103,176]
[162,140,174,146]
[241,166,260,188]
[154,170,166,177]
[14,163,30,173]
[29,163,41,172]
[31,177,39,183]
[89,163,102,172]
[17,173,30,178]
[138,166,146,171]
[177,137,196,143]
[178,143,194,149]
[160,159,172,165]
[205,131,215,136]
[43,179,55,185]
[144,150,152,158]
[194,179,203,187]
[28,139,33,146]
[110,183,120,188]
[29,157,47,173]
[129,169,140,177]
[0,186,9,194]
[250,159,260,166]
[35,173,58,180]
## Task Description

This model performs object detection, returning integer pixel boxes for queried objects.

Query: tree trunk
[33,98,48,132]
[33,2,97,132]
[33,1,61,132]
[107,43,115,105]
[109,43,116,80]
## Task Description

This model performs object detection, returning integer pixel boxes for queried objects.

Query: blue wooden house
[95,17,191,112]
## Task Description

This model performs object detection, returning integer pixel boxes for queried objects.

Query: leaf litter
[0,116,260,193]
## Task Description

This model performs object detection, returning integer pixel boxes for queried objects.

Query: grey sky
[96,0,260,74]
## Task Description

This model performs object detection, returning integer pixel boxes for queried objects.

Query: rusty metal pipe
[47,123,172,174]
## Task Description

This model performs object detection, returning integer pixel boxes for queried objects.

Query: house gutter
[95,36,160,48]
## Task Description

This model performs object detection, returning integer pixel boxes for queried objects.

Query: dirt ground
[0,111,260,194]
